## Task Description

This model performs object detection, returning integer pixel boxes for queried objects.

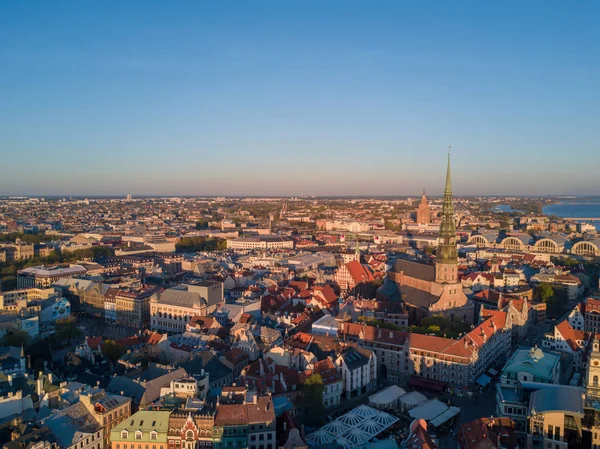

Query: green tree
[2,331,30,347]
[304,373,325,423]
[102,339,126,362]
[54,316,81,345]
[535,283,554,303]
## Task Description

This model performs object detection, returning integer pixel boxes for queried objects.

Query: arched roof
[572,239,600,255]
[501,234,532,247]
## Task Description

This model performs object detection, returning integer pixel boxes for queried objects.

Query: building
[407,309,512,394]
[0,241,35,262]
[527,386,585,449]
[585,297,600,334]
[110,410,170,449]
[312,358,343,408]
[416,191,431,225]
[542,319,591,370]
[17,265,87,289]
[227,235,294,251]
[339,322,408,383]
[334,260,375,295]
[585,336,600,401]
[500,347,561,386]
[334,346,377,398]
[43,402,103,449]
[151,282,223,334]
[387,156,475,324]
[212,391,276,449]
[115,286,162,329]
[167,409,214,448]
[81,282,111,317]
[0,287,55,312]
[458,417,518,449]
[79,388,132,449]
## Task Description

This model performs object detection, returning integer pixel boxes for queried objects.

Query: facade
[415,191,431,225]
[167,410,214,449]
[585,297,600,334]
[585,337,600,401]
[542,319,590,370]
[339,322,408,383]
[212,392,276,449]
[227,236,294,251]
[81,283,111,317]
[115,287,161,329]
[151,283,224,334]
[111,411,170,449]
[407,309,512,393]
[312,358,343,408]
[17,265,87,289]
[334,346,377,398]
[334,260,375,294]
[527,386,585,449]
[0,287,55,312]
[0,241,35,262]
[79,389,132,449]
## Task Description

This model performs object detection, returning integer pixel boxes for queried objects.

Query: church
[385,155,474,324]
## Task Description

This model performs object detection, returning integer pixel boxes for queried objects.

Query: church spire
[444,152,452,195]
[435,152,458,283]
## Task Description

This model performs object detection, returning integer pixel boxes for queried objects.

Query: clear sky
[1,1,599,197]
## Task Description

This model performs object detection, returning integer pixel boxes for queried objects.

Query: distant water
[543,202,600,230]
[493,205,515,212]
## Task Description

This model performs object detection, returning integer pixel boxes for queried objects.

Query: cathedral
[386,155,474,324]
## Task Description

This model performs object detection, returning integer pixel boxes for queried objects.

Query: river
[543,202,600,230]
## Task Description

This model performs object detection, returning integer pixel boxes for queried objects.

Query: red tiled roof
[345,260,375,284]
[86,336,102,350]
[311,358,341,385]
[312,285,338,305]
[556,319,587,351]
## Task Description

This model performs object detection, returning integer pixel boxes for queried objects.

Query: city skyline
[1,1,599,196]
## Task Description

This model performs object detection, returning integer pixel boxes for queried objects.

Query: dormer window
[135,431,142,440]
[150,431,158,440]
[121,431,129,439]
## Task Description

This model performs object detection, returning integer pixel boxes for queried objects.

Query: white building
[334,346,377,398]
[227,235,294,251]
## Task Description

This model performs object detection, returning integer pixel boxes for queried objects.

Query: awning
[476,374,492,387]
[409,376,445,392]
[430,406,461,427]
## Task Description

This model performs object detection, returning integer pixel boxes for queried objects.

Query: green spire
[444,152,452,195]
[437,152,457,266]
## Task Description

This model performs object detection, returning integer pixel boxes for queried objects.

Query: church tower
[416,190,431,224]
[586,339,600,400]
[435,154,459,284]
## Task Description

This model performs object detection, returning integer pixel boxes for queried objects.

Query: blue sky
[1,1,599,196]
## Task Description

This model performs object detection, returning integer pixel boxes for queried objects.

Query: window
[135,432,143,440]
[150,432,158,441]
[122,431,129,439]
[547,425,553,438]
[594,375,599,387]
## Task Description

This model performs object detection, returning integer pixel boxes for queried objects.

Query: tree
[195,219,209,230]
[54,316,81,345]
[2,331,30,347]
[535,283,554,303]
[102,339,126,362]
[304,373,325,423]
